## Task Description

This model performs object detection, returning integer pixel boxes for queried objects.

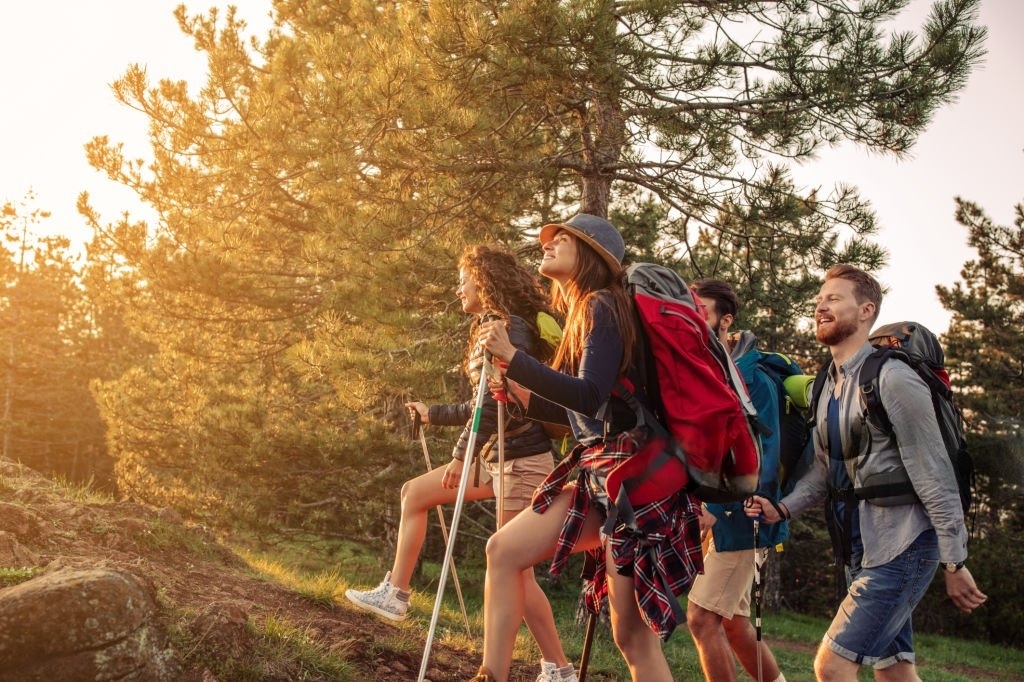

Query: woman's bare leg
[522,567,570,667]
[605,542,672,682]
[480,488,602,681]
[390,465,493,590]
[496,507,570,669]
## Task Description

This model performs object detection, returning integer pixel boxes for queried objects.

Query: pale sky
[1,1,1021,335]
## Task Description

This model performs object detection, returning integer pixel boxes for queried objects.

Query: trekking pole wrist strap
[763,498,790,521]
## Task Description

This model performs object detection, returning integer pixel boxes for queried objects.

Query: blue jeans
[824,528,938,668]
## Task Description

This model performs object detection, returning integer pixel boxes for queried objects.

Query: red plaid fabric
[532,432,704,640]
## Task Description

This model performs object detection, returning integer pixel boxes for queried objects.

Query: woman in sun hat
[469,214,703,682]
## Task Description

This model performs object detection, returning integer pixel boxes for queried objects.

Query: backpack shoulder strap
[758,351,802,380]
[859,347,904,435]
[807,360,832,428]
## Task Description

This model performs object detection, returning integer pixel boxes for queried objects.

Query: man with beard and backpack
[745,264,987,682]
[686,278,789,682]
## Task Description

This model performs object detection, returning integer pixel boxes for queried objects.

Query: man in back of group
[686,278,787,682]
[746,263,987,681]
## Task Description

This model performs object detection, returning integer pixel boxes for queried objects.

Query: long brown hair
[550,235,636,376]
[459,244,558,363]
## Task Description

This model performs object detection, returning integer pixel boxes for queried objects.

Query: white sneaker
[344,571,409,621]
[537,661,578,682]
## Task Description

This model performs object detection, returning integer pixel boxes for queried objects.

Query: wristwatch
[943,561,965,574]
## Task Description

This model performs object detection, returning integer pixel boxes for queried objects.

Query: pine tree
[80,1,986,532]
[387,0,981,345]
[0,200,112,486]
[937,196,1024,491]
[924,196,1024,643]
[82,5,485,529]
[939,198,1024,426]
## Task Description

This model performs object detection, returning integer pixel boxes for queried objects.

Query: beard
[816,315,859,346]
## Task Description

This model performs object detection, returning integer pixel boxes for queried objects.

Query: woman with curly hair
[345,244,577,682]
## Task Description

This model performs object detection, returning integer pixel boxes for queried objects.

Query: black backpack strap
[807,361,832,433]
[859,348,893,433]
[601,378,661,437]
[862,346,959,438]
[857,348,923,503]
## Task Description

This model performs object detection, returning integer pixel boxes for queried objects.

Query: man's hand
[743,495,785,523]
[944,567,988,613]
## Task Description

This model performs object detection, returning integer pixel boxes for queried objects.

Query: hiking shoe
[344,572,408,621]
[537,661,578,682]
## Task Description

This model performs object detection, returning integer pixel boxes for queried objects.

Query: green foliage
[773,515,843,619]
[244,530,1024,681]
[0,198,114,488]
[0,566,40,588]
[935,195,1024,647]
[919,523,1024,648]
[938,197,1024,431]
[75,2,986,539]
[52,476,115,504]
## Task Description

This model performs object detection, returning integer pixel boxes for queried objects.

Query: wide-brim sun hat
[539,213,625,273]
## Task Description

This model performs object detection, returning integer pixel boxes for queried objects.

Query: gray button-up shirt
[783,342,968,568]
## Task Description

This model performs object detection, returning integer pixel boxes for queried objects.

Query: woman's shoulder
[585,290,621,324]
[506,314,539,348]
[586,288,617,307]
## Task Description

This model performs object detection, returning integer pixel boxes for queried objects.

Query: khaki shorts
[480,451,554,513]
[686,537,764,618]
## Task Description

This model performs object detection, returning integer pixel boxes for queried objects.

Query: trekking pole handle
[483,349,508,402]
[411,409,422,441]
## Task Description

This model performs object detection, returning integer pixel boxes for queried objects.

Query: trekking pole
[577,553,599,682]
[484,352,508,528]
[753,518,763,682]
[413,411,471,638]
[493,368,507,529]
[417,363,490,682]
[578,610,597,682]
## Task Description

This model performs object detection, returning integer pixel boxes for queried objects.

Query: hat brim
[539,222,622,273]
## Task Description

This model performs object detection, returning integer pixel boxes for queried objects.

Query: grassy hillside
[256,530,1024,681]
[3,459,1021,681]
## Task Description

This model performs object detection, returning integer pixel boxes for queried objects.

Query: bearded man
[746,264,986,682]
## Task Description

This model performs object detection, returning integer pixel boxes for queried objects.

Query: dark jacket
[427,315,554,463]
[508,294,642,446]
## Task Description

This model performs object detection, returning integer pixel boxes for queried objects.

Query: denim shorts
[824,528,938,668]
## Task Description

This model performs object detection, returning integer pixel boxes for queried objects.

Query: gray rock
[0,568,183,681]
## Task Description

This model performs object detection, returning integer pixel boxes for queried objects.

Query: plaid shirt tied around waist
[532,430,703,640]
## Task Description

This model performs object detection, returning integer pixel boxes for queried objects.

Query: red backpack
[605,263,762,511]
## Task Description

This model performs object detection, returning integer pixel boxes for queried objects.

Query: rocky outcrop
[0,568,183,681]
